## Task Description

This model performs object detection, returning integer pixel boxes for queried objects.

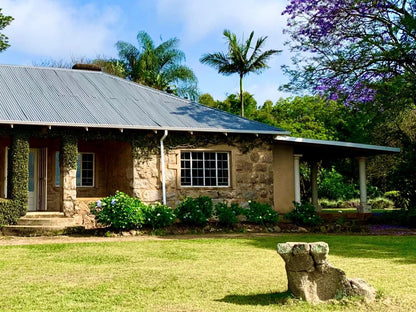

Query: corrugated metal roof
[0,64,288,135]
[274,136,400,159]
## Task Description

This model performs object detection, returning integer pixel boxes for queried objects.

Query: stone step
[17,217,75,227]
[2,225,84,237]
[24,212,66,218]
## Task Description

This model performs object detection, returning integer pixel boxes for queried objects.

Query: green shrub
[369,197,394,210]
[175,196,213,226]
[243,201,278,225]
[384,191,409,209]
[318,167,359,200]
[0,199,22,226]
[215,202,240,226]
[319,198,338,208]
[142,202,175,229]
[285,202,323,226]
[90,191,144,231]
[338,198,360,208]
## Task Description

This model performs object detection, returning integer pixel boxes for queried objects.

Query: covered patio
[274,136,400,213]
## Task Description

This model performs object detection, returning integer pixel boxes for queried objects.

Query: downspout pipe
[160,130,168,205]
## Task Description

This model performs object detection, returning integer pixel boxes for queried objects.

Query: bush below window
[90,192,176,231]
[90,191,145,231]
[175,196,213,226]
[243,201,278,225]
[214,202,241,226]
[142,202,175,229]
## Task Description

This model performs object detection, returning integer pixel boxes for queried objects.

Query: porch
[0,136,134,216]
[273,136,400,214]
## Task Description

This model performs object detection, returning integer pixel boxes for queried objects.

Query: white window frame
[77,153,95,187]
[180,151,230,187]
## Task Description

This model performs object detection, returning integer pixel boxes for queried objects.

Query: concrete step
[2,225,84,236]
[24,212,66,218]
[2,212,84,236]
[17,217,75,227]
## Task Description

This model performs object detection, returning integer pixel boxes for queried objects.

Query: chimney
[72,63,101,71]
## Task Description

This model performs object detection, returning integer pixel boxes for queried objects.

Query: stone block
[277,242,376,304]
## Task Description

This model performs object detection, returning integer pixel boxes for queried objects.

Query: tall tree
[116,31,198,100]
[282,0,416,208]
[200,30,280,117]
[282,0,416,104]
[0,8,13,52]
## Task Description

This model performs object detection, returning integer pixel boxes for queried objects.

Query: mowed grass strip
[0,235,415,312]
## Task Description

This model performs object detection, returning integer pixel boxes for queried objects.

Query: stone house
[0,64,399,228]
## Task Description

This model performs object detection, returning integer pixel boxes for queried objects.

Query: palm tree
[200,30,280,117]
[116,31,198,100]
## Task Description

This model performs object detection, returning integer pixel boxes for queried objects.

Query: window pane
[76,154,81,187]
[191,152,204,186]
[81,154,94,186]
[76,153,94,187]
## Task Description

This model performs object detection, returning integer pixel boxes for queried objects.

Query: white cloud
[1,0,122,60]
[155,0,288,47]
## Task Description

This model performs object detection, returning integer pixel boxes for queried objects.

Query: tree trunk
[240,74,244,117]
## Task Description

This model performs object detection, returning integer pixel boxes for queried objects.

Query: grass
[0,234,415,311]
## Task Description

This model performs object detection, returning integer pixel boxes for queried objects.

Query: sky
[0,0,295,105]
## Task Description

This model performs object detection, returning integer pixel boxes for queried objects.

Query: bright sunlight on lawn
[0,235,415,312]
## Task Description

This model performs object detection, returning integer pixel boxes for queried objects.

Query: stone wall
[133,142,274,209]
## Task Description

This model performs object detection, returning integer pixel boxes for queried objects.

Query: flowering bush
[285,202,323,227]
[175,196,213,226]
[142,202,176,229]
[90,191,145,231]
[244,201,278,225]
[215,202,240,226]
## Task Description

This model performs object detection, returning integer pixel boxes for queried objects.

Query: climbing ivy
[60,135,78,170]
[0,134,30,225]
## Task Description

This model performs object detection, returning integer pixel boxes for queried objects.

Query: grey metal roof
[0,64,288,135]
[274,136,400,159]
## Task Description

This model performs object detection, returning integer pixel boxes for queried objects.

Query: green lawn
[0,234,415,311]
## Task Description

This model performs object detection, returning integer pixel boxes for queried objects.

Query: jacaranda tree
[282,0,416,103]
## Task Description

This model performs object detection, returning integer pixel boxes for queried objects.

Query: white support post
[358,157,371,213]
[311,162,321,211]
[294,154,302,204]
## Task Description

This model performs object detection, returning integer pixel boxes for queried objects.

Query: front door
[28,149,38,211]
[28,148,47,211]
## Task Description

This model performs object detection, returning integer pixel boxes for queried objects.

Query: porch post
[310,161,321,211]
[61,137,78,217]
[294,154,302,204]
[357,157,371,213]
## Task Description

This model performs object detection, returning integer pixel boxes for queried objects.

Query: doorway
[28,148,47,211]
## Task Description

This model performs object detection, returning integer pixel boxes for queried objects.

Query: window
[55,152,95,187]
[76,153,94,187]
[181,151,230,187]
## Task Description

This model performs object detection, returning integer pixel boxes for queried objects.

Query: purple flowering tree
[282,0,416,104]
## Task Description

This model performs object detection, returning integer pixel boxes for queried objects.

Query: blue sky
[0,0,294,105]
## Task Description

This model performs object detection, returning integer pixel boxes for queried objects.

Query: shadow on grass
[245,235,416,264]
[217,291,292,306]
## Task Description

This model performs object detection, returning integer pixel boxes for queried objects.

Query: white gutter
[160,130,168,205]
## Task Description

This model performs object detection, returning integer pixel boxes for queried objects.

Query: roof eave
[0,120,289,136]
[274,136,400,153]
